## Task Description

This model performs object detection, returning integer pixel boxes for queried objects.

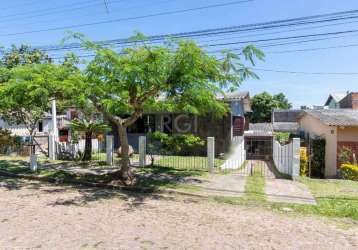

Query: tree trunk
[82,132,92,161]
[118,124,133,181]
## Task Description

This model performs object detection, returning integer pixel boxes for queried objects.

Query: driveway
[0,177,357,249]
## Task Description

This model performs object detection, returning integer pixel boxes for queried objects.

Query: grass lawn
[275,177,358,220]
[212,172,358,220]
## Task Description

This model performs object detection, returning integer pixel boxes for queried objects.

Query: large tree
[0,63,81,153]
[1,44,52,69]
[70,35,264,183]
[250,92,292,123]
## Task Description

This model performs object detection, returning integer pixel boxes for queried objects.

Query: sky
[1,0,358,108]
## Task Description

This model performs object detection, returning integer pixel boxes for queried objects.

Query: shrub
[338,146,357,165]
[0,128,16,154]
[300,147,309,176]
[310,137,326,178]
[341,164,358,181]
[147,132,205,165]
[275,132,290,145]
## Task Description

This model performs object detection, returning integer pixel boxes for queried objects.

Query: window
[38,121,43,132]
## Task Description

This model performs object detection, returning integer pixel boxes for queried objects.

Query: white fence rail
[273,138,300,179]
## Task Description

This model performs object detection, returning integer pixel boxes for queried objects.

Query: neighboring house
[324,92,349,109]
[271,109,302,135]
[112,91,252,154]
[298,109,358,178]
[244,123,274,160]
[339,92,358,109]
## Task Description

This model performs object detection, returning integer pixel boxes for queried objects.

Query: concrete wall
[299,114,338,177]
[337,127,358,141]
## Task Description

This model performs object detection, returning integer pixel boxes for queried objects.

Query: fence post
[30,154,38,171]
[139,136,147,167]
[207,137,215,173]
[106,135,114,166]
[292,138,300,180]
[48,134,56,160]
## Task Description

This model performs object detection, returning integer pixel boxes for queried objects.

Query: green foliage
[300,147,309,176]
[338,146,357,165]
[70,119,110,135]
[149,132,204,155]
[250,92,292,123]
[275,132,290,144]
[0,63,82,136]
[340,164,358,181]
[68,34,263,121]
[0,128,17,153]
[1,44,52,69]
[310,137,326,178]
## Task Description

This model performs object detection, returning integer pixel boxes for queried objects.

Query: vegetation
[0,44,52,69]
[338,146,357,165]
[0,129,17,154]
[340,164,358,181]
[64,33,263,182]
[244,164,266,201]
[0,64,81,155]
[70,119,110,161]
[310,137,326,178]
[250,92,292,123]
[300,147,309,176]
[275,132,290,144]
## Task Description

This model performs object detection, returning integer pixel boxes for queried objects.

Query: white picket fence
[220,136,246,170]
[273,138,300,178]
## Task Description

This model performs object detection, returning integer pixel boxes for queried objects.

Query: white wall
[220,136,246,170]
[299,114,337,177]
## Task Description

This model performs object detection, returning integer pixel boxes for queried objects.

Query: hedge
[341,164,358,181]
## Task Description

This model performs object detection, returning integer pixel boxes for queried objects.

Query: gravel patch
[0,177,357,250]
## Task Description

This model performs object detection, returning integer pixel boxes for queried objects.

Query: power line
[253,68,358,75]
[29,9,358,53]
[0,0,254,37]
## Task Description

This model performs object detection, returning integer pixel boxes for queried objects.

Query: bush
[300,147,309,176]
[338,146,357,165]
[275,132,290,145]
[341,164,358,181]
[310,137,326,178]
[0,128,16,154]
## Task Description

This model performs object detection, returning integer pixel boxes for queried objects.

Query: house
[271,109,302,135]
[298,109,358,177]
[339,92,358,109]
[324,92,349,109]
[113,91,253,154]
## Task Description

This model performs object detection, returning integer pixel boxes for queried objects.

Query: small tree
[69,34,264,183]
[0,63,81,158]
[250,92,292,123]
[70,119,110,161]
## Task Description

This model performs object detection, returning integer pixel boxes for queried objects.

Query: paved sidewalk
[200,174,246,197]
[265,178,317,205]
[250,160,317,205]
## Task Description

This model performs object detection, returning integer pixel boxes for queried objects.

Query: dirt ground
[0,177,357,250]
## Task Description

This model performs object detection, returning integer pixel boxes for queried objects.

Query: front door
[233,116,244,136]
